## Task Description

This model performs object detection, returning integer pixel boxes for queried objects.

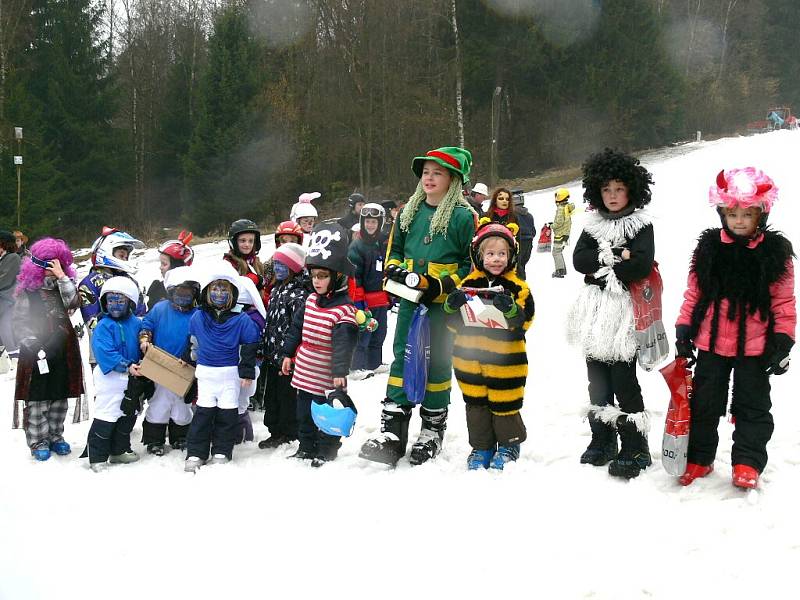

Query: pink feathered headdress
[17,237,77,293]
[709,167,778,212]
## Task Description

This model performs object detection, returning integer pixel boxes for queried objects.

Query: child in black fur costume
[675,167,796,490]
[567,148,656,479]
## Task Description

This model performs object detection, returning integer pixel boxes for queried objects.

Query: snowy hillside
[2,131,799,600]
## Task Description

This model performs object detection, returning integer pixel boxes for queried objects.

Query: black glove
[764,332,793,376]
[492,292,517,316]
[444,289,469,312]
[675,325,696,367]
[386,264,409,283]
[183,379,198,404]
[420,275,456,305]
[120,374,155,416]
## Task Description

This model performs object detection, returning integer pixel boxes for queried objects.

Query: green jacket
[386,202,475,301]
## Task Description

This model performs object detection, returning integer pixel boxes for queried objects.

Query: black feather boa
[689,228,794,356]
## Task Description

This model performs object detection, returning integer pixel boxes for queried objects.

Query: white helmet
[91,227,144,274]
[99,276,140,316]
[290,192,320,222]
[236,275,266,319]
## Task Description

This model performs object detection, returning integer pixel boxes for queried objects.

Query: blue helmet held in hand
[311,389,357,437]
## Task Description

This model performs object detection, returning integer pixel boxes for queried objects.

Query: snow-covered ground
[2,131,799,600]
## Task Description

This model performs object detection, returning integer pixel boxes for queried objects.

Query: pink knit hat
[273,242,306,273]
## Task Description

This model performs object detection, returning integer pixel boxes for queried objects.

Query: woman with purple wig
[14,237,84,461]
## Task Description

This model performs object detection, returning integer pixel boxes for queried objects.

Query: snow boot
[409,407,448,466]
[31,446,51,461]
[359,401,412,466]
[209,454,230,465]
[551,269,566,278]
[147,443,166,456]
[490,444,520,470]
[142,420,167,447]
[580,413,618,466]
[109,450,140,464]
[49,440,71,456]
[467,449,495,470]
[287,449,315,460]
[259,434,294,449]
[184,456,205,472]
[679,462,714,486]
[608,419,651,479]
[732,464,759,490]
[168,420,189,450]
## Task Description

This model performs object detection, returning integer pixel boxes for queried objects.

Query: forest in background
[1,0,798,242]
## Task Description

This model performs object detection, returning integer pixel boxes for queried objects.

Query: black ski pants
[86,414,137,464]
[296,389,341,459]
[263,364,298,439]
[186,406,238,461]
[586,358,644,414]
[687,350,773,472]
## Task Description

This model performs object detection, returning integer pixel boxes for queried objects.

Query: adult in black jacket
[512,190,536,280]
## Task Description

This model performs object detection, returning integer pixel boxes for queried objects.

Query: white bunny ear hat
[291,192,320,221]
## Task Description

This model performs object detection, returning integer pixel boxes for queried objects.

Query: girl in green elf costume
[359,146,477,466]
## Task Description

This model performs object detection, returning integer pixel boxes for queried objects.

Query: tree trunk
[450,0,464,148]
[717,0,738,81]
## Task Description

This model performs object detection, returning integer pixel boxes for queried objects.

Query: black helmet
[228,219,261,255]
[348,192,366,209]
[306,222,355,276]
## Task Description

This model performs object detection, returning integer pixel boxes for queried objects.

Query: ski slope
[1,131,799,600]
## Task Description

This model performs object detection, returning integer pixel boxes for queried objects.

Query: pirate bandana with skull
[305,222,354,276]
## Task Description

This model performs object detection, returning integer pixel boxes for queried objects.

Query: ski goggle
[360,206,383,218]
[30,255,52,269]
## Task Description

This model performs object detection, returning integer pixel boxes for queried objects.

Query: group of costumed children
[11,144,795,488]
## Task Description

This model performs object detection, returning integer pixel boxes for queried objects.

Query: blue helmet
[311,390,357,437]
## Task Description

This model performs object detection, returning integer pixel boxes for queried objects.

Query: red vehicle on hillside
[747,106,798,133]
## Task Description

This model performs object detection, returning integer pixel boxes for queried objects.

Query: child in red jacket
[675,167,796,490]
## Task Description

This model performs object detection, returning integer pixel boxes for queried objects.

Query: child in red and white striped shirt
[280,223,359,467]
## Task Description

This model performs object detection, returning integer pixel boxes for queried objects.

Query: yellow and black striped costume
[449,269,534,416]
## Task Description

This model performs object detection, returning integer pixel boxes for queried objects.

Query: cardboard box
[139,345,195,397]
[459,295,509,329]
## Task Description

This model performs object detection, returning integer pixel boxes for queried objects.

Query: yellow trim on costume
[426,379,451,392]
[452,356,481,374]
[490,408,522,417]
[385,258,402,268]
[387,375,451,392]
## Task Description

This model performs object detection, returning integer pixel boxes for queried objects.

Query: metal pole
[16,164,21,227]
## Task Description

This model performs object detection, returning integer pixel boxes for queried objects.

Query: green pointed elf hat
[411,146,472,185]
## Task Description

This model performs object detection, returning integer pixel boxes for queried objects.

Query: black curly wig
[581,148,654,213]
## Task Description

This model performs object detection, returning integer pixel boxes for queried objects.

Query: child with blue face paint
[184,266,260,471]
[259,243,310,449]
[81,276,144,471]
[138,267,200,455]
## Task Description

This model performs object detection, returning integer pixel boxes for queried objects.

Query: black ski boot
[142,419,167,449]
[409,407,448,466]
[580,413,618,466]
[359,401,411,466]
[168,420,189,450]
[608,417,651,479]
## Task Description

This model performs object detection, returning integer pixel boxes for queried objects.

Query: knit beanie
[273,242,306,273]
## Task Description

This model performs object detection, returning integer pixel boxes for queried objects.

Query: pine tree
[1,0,122,237]
[182,5,265,234]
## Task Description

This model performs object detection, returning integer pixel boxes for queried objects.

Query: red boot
[679,462,714,486]
[732,464,759,489]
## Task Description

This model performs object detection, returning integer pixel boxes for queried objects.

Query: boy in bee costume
[359,146,477,466]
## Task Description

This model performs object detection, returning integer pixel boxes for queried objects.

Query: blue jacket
[141,300,195,358]
[92,313,143,375]
[189,309,260,379]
